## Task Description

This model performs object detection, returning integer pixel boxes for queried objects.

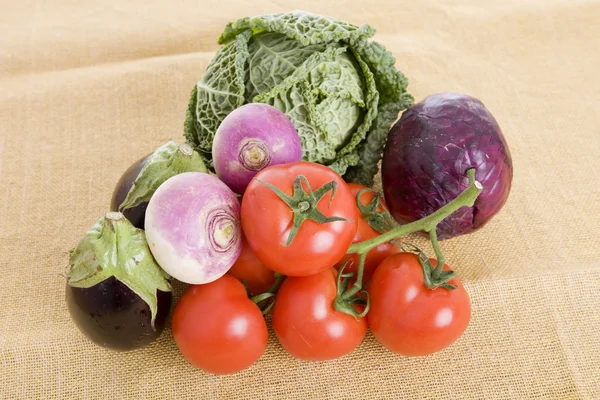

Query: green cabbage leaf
[184,11,412,186]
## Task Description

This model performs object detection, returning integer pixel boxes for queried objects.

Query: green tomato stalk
[250,272,285,315]
[334,168,483,318]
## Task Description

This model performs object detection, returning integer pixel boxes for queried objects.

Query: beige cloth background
[1,0,599,399]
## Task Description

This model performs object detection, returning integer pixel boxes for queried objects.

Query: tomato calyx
[258,174,351,245]
[250,272,285,314]
[354,187,404,250]
[405,242,457,290]
[333,261,370,319]
[355,188,398,236]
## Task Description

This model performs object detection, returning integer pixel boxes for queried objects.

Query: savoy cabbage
[184,11,413,185]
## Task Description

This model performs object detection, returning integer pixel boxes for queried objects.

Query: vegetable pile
[65,11,513,374]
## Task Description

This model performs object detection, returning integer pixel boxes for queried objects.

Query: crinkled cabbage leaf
[184,11,413,185]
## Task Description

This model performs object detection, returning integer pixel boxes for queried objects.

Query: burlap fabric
[1,0,599,398]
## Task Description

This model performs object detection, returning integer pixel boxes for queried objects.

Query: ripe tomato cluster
[171,162,471,375]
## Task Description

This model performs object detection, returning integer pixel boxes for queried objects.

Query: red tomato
[227,234,276,296]
[241,162,358,277]
[271,268,367,361]
[335,183,400,284]
[367,252,471,356]
[171,275,268,374]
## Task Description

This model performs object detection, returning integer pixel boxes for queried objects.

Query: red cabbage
[382,93,513,239]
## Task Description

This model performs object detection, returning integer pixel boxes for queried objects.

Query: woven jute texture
[1,0,599,399]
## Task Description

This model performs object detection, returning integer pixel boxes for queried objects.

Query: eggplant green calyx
[67,212,172,328]
[258,174,351,246]
[333,169,482,317]
[333,259,370,319]
[119,141,208,211]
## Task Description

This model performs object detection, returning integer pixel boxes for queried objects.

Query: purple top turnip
[212,103,302,194]
[145,172,242,284]
[382,93,513,239]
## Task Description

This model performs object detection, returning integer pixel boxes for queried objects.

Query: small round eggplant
[110,154,150,229]
[110,141,207,229]
[66,212,173,351]
[65,277,171,351]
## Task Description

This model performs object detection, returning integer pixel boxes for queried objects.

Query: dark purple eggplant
[382,93,513,239]
[66,212,172,351]
[110,154,150,229]
[66,277,171,351]
[110,141,207,230]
